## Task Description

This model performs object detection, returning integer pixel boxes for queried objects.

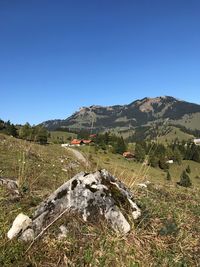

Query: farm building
[194,139,200,145]
[166,159,174,164]
[123,151,134,159]
[71,139,84,146]
[70,139,93,146]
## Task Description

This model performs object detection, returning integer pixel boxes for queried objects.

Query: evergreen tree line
[75,129,200,165]
[94,132,127,154]
[134,140,200,170]
[0,119,48,144]
[0,119,18,137]
[127,123,172,142]
[19,123,48,144]
[170,124,200,138]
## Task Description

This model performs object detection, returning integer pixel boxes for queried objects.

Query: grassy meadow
[48,131,77,144]
[0,133,200,266]
[157,126,194,144]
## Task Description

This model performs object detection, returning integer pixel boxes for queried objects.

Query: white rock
[20,228,34,242]
[7,213,32,240]
[128,199,141,220]
[9,170,142,240]
[58,225,68,240]
[137,183,147,188]
[105,206,130,234]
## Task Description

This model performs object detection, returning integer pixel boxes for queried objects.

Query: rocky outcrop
[0,177,20,199]
[8,170,141,241]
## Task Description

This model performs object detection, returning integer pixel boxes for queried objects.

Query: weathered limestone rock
[7,213,32,239]
[8,170,141,241]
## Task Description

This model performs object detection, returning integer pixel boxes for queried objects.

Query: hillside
[0,134,200,266]
[42,96,200,132]
[48,131,77,144]
[156,126,195,144]
[118,124,196,142]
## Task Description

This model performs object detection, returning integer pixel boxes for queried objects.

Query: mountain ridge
[42,96,200,131]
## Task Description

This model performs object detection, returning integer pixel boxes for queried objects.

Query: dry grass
[0,134,200,266]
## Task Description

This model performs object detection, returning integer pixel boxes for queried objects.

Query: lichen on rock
[7,169,141,241]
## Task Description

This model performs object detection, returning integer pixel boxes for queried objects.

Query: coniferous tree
[177,170,192,187]
[186,165,191,174]
[34,126,48,144]
[134,143,145,162]
[104,132,110,145]
[6,124,18,137]
[159,156,169,170]
[113,136,126,154]
[173,147,182,164]
[149,154,159,167]
[185,144,193,160]
[0,119,5,130]
[166,147,173,159]
[187,143,196,160]
[178,142,186,158]
[156,144,166,157]
[19,123,32,140]
[192,149,200,163]
[77,130,90,139]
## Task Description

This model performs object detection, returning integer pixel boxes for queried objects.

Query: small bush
[177,170,192,187]
[166,171,171,181]
[186,165,191,174]
[159,219,179,236]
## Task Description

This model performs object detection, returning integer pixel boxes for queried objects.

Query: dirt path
[65,147,89,167]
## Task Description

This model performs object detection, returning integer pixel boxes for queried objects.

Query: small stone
[137,183,147,188]
[105,206,131,234]
[7,213,32,240]
[20,228,34,242]
[58,225,68,240]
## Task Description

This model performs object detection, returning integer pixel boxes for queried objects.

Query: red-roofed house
[71,139,84,145]
[123,151,134,159]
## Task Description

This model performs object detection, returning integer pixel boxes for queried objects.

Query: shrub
[166,171,171,181]
[186,165,191,174]
[177,170,192,187]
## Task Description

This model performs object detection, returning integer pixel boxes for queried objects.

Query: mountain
[42,96,200,131]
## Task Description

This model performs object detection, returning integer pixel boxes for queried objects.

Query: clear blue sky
[0,0,200,125]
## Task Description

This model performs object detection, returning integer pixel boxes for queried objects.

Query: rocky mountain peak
[134,96,177,113]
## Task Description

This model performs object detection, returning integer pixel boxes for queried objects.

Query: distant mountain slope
[42,96,200,131]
